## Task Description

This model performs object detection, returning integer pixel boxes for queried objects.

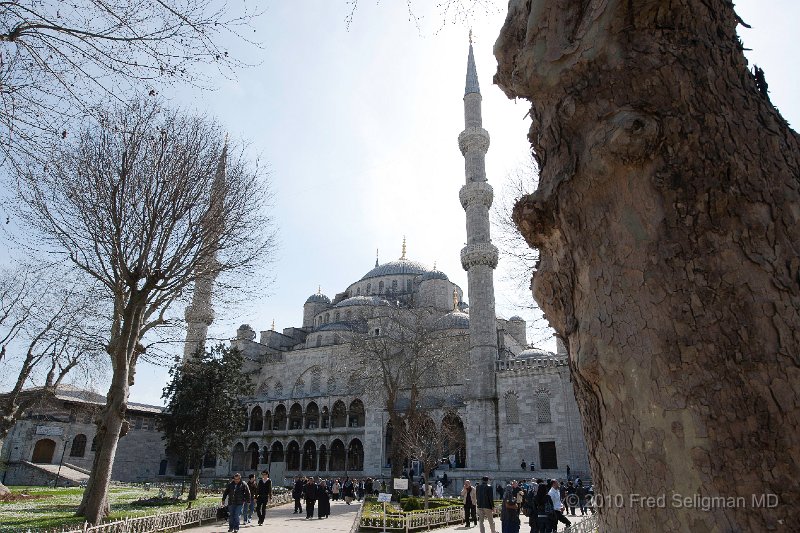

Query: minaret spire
[400,236,407,260]
[183,136,228,361]
[458,41,499,469]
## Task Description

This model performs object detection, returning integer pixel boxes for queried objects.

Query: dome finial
[469,28,473,44]
[375,248,379,267]
[433,260,437,270]
[271,319,275,331]
[400,236,407,260]
[317,285,321,295]
[453,288,459,311]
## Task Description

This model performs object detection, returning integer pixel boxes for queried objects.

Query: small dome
[335,295,391,308]
[360,259,432,280]
[435,310,470,330]
[305,293,331,305]
[517,347,554,359]
[509,315,524,322]
[238,324,252,330]
[419,269,449,282]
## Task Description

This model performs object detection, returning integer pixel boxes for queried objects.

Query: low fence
[360,505,465,531]
[56,492,293,533]
[569,514,599,533]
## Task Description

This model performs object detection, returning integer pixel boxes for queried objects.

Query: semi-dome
[419,268,449,282]
[305,293,331,305]
[435,310,470,330]
[509,315,524,322]
[335,295,392,308]
[360,259,432,280]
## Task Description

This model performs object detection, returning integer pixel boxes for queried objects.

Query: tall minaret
[183,139,228,360]
[459,38,500,470]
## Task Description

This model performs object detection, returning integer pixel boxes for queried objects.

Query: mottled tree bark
[494,1,799,531]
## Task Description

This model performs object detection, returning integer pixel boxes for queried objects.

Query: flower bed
[360,496,464,531]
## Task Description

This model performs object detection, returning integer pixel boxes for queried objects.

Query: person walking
[255,470,272,525]
[304,477,318,520]
[221,473,251,533]
[461,479,478,528]
[242,473,257,524]
[292,476,304,514]
[317,477,331,519]
[476,476,497,533]
[533,483,555,533]
[547,480,571,531]
[332,479,341,501]
[500,483,521,533]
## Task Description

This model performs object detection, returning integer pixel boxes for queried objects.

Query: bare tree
[347,305,468,479]
[344,0,500,33]
[397,409,464,509]
[495,0,799,530]
[0,264,105,440]
[14,99,275,523]
[0,0,259,164]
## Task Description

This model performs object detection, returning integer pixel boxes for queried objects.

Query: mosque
[185,42,590,486]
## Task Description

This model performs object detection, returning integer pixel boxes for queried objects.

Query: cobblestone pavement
[186,500,595,533]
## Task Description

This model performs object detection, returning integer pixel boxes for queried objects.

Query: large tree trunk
[494,1,800,531]
[76,301,144,524]
[188,463,202,501]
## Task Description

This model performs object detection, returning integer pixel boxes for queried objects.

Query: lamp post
[55,435,70,487]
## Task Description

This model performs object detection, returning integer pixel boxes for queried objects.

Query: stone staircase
[18,461,90,486]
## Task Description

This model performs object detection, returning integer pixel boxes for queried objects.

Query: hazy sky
[107,0,798,406]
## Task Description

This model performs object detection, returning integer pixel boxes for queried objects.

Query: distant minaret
[183,139,228,360]
[459,37,499,398]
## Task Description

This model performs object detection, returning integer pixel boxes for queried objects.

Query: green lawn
[0,485,218,532]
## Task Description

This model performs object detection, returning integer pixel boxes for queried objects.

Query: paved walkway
[187,500,594,533]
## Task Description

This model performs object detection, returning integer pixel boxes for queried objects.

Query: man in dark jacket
[222,473,251,533]
[255,470,272,525]
[304,477,318,519]
[292,476,304,514]
[476,476,497,533]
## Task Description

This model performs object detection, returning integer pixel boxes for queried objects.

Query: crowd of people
[220,470,273,533]
[459,476,594,533]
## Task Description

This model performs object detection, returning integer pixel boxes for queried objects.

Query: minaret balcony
[458,127,490,155]
[460,243,499,270]
[459,182,494,210]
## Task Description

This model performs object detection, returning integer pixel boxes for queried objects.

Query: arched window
[264,410,273,431]
[305,402,320,429]
[327,376,336,394]
[248,442,260,469]
[347,438,364,471]
[366,283,371,293]
[320,406,330,429]
[356,287,361,295]
[324,313,330,323]
[270,441,284,463]
[346,310,352,319]
[331,400,347,428]
[273,404,287,430]
[316,335,321,347]
[302,440,317,471]
[274,381,284,398]
[286,441,301,470]
[250,406,263,431]
[329,439,345,471]
[406,279,412,292]
[334,311,340,321]
[348,399,365,427]
[289,403,303,430]
[293,378,305,398]
[318,445,327,471]
[391,280,397,292]
[378,281,384,293]
[442,413,467,468]
[311,368,321,394]
[32,439,56,463]
[70,434,87,458]
[537,390,552,424]
[231,442,245,471]
[505,391,520,424]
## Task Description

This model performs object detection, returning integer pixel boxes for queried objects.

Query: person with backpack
[476,476,497,533]
[533,483,555,533]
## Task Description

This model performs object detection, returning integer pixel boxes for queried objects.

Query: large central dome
[359,258,432,280]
